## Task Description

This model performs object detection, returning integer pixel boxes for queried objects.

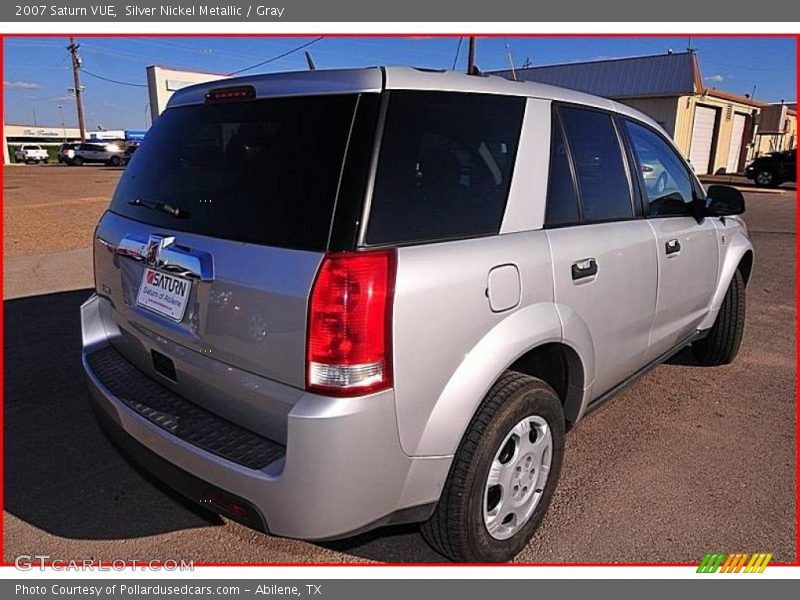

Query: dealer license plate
[136,268,192,322]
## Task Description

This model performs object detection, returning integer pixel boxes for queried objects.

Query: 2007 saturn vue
[82,66,753,562]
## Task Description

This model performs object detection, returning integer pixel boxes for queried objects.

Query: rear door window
[558,106,633,222]
[365,91,525,245]
[109,94,362,251]
[545,112,580,227]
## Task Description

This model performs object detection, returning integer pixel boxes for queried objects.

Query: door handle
[571,258,598,281]
[665,239,682,255]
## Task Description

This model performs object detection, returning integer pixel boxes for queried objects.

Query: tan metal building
[494,51,794,175]
[755,102,797,155]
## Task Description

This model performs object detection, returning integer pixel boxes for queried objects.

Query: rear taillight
[306,250,396,396]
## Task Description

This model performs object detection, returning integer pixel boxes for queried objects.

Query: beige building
[495,51,795,175]
[146,65,228,122]
[629,87,764,175]
[754,102,797,155]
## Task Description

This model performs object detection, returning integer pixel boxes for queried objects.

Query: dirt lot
[2,165,796,564]
[3,164,120,257]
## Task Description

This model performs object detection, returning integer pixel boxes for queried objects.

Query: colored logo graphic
[697,552,772,573]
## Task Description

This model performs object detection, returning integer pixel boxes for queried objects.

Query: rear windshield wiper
[128,198,190,219]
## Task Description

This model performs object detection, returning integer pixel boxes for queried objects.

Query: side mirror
[704,185,746,216]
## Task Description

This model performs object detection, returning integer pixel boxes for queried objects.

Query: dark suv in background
[746,148,797,188]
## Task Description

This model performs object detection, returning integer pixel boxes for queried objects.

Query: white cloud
[705,74,725,83]
[4,80,42,90]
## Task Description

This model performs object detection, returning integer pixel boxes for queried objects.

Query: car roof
[168,65,664,134]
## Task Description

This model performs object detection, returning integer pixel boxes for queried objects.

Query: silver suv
[69,141,125,166]
[81,67,753,562]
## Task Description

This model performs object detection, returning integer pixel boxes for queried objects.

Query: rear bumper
[81,294,450,540]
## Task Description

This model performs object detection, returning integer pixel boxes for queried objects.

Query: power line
[227,36,324,76]
[79,67,148,87]
[74,37,324,90]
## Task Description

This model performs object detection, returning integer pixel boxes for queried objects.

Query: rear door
[93,93,376,429]
[622,118,718,360]
[781,149,796,181]
[546,105,658,398]
[79,143,100,161]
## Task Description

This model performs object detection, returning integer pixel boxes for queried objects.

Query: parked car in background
[745,148,797,188]
[82,67,753,563]
[68,141,125,166]
[121,144,138,166]
[14,144,49,164]
[57,143,78,163]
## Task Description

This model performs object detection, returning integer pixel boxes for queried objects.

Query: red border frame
[0,31,798,569]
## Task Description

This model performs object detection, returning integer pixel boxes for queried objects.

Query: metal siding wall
[617,97,681,138]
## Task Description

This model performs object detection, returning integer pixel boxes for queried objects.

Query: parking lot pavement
[2,191,795,564]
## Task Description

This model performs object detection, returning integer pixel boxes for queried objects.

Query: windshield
[110,94,360,251]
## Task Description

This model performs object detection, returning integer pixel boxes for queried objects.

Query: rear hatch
[92,85,380,441]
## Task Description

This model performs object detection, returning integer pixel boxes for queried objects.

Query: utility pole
[467,36,477,75]
[67,36,86,142]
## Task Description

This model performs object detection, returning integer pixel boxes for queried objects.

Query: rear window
[110,94,360,251]
[365,91,525,246]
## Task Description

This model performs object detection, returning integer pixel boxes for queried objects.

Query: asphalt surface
[2,188,796,564]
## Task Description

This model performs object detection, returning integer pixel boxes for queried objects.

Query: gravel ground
[3,164,120,257]
[2,164,796,564]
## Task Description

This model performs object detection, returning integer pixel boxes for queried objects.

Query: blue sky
[3,36,796,129]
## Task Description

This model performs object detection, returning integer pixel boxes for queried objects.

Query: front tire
[420,371,565,562]
[693,270,746,366]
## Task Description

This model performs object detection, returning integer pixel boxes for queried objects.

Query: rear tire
[755,169,778,188]
[420,371,565,562]
[693,270,746,366]
[72,156,84,166]
[109,155,121,167]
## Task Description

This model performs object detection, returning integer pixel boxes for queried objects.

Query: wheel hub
[483,415,553,540]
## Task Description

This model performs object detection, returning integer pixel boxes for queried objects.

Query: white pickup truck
[14,144,49,164]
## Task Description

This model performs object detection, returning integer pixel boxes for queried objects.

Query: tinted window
[109,95,360,251]
[559,106,633,222]
[366,91,525,245]
[625,120,694,216]
[545,114,580,226]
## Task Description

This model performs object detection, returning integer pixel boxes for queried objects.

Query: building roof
[702,88,767,108]
[493,52,703,99]
[493,51,769,109]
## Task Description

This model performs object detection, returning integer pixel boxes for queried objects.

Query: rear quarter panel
[392,232,560,457]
